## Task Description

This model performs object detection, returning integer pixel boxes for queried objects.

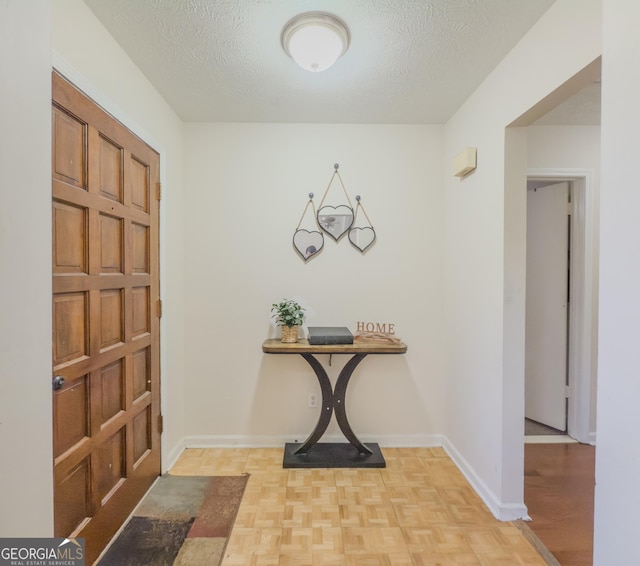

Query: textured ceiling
[82,0,596,124]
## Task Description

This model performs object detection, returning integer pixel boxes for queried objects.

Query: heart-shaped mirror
[293,229,324,261]
[348,227,376,253]
[317,205,354,241]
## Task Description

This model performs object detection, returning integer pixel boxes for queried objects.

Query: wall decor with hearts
[316,164,354,242]
[291,164,377,261]
[293,193,324,261]
[349,195,376,253]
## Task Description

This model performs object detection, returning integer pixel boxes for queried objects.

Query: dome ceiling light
[281,12,350,72]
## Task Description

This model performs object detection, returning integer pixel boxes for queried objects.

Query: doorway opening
[525,170,597,445]
[523,173,597,564]
[525,180,571,439]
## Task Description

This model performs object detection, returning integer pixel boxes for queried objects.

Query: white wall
[527,126,600,169]
[0,0,53,536]
[527,125,601,439]
[443,0,601,519]
[51,0,187,469]
[182,123,446,445]
[594,0,640,563]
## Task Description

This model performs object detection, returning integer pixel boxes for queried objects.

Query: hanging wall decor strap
[296,192,317,230]
[353,195,374,227]
[318,164,354,209]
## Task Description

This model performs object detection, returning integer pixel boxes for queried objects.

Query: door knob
[52,375,65,390]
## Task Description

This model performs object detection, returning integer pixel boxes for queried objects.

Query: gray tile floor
[525,418,565,436]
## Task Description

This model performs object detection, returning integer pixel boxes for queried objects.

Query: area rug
[97,475,248,566]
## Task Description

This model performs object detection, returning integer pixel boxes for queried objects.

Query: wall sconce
[281,12,350,72]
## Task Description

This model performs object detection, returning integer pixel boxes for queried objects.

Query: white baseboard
[182,433,444,449]
[162,438,186,473]
[442,437,529,522]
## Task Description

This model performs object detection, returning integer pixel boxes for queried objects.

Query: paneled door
[51,72,161,564]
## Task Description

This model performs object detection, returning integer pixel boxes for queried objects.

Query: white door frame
[527,168,597,445]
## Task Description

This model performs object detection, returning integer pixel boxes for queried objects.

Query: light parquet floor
[170,447,549,566]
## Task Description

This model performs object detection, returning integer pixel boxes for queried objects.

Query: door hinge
[156,182,162,201]
[158,414,164,434]
[567,202,572,215]
[157,299,163,318]
[565,385,570,398]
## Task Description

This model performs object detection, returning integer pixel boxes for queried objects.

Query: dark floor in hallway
[524,442,595,566]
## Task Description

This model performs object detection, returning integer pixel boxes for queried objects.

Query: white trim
[163,439,186,474]
[527,168,597,445]
[51,50,163,152]
[524,435,578,444]
[442,437,528,521]
[183,433,444,449]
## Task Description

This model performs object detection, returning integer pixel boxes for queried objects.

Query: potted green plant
[271,299,305,343]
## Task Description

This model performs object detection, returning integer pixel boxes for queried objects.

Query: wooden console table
[262,338,407,468]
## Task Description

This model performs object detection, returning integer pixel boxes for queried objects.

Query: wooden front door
[51,72,161,564]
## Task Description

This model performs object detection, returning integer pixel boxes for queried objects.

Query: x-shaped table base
[294,352,371,456]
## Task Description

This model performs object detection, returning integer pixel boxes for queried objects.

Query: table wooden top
[262,338,407,355]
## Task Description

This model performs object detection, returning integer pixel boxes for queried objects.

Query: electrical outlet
[308,393,317,408]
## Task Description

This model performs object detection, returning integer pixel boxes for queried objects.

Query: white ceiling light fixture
[281,12,350,72]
